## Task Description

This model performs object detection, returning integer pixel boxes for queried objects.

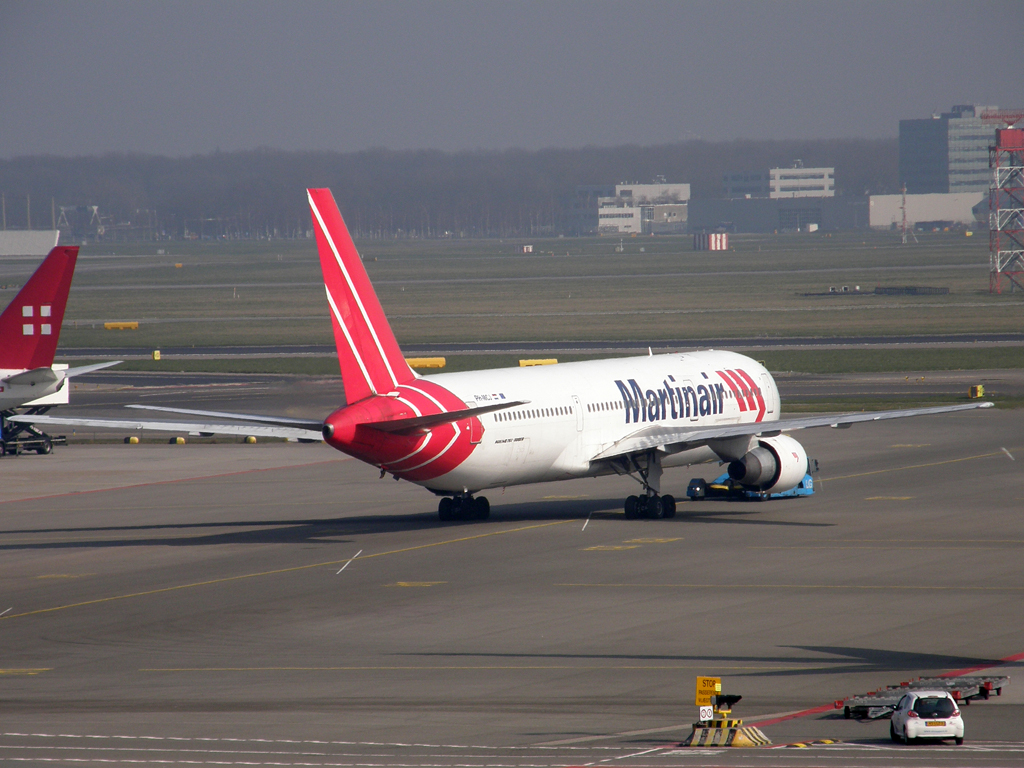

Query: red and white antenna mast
[981,110,1024,293]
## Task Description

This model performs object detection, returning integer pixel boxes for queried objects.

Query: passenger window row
[495,406,572,423]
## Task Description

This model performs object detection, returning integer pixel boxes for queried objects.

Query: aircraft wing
[589,401,995,462]
[6,413,322,441]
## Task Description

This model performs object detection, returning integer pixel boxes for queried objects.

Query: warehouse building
[899,105,998,194]
[868,192,985,230]
[567,181,690,235]
[689,196,868,233]
[723,162,835,199]
[0,231,60,257]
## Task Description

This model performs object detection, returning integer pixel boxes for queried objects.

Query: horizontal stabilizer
[2,361,121,387]
[365,400,529,434]
[590,401,995,462]
[1,367,59,387]
[64,361,122,378]
[125,404,323,431]
[7,413,323,441]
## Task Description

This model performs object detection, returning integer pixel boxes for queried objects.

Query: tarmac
[1,384,1023,766]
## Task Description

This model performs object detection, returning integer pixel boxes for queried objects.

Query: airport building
[0,230,60,257]
[723,163,835,199]
[867,192,985,230]
[899,105,998,194]
[689,195,868,234]
[566,182,690,235]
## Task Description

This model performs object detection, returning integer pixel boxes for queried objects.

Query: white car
[890,690,965,745]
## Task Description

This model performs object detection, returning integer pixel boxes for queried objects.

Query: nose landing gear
[438,494,490,521]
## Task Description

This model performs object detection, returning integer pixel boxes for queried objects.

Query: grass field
[4,229,1022,374]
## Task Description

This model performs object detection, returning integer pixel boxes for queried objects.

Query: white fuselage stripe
[399,384,446,412]
[395,396,422,417]
[390,431,432,465]
[324,285,376,395]
[309,194,399,389]
[401,424,460,472]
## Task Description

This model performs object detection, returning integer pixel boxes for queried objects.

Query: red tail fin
[307,189,415,403]
[0,246,79,370]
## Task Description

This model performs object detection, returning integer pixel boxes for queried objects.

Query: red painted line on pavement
[746,703,835,728]
[753,649,1024,731]
[0,457,350,507]
[940,650,1024,678]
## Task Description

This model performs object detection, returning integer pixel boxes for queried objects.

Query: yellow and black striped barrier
[680,722,772,747]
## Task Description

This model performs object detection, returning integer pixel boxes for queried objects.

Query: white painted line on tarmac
[0,608,11,617]
[1002,447,1015,461]
[582,514,591,532]
[336,550,362,575]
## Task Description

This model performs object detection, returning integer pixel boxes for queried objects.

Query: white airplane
[13,190,992,514]
[1,246,120,452]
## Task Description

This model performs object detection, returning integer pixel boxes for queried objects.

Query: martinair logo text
[615,375,725,424]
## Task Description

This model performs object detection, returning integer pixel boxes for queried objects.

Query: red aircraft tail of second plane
[0,246,79,370]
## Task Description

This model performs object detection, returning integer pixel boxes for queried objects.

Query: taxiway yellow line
[559,582,1024,591]
[0,520,571,622]
[821,448,1017,482]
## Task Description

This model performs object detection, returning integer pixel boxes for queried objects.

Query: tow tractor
[1,407,67,456]
[687,470,815,501]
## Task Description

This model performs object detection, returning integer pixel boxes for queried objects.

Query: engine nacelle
[727,435,808,494]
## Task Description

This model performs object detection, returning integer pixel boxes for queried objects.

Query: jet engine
[727,435,808,494]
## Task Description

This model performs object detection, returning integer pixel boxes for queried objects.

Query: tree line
[0,138,897,240]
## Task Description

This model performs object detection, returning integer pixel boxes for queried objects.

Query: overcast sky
[1,0,1021,158]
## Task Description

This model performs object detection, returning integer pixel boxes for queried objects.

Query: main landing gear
[624,493,676,519]
[622,450,676,519]
[438,494,490,521]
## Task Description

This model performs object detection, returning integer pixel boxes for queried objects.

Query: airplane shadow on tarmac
[404,646,1000,678]
[0,497,831,551]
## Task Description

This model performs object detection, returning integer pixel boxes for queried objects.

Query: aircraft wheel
[648,496,664,519]
[635,495,649,518]
[438,497,454,521]
[661,494,676,518]
[624,495,639,519]
[473,496,490,520]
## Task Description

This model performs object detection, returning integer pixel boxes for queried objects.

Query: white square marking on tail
[22,306,33,317]
[41,324,52,335]
[23,324,34,335]
[41,305,52,317]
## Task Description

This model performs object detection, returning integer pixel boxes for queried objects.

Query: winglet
[0,246,79,370]
[307,189,415,404]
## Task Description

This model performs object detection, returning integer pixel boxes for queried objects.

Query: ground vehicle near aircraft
[12,190,992,515]
[890,690,965,745]
[1,246,119,454]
